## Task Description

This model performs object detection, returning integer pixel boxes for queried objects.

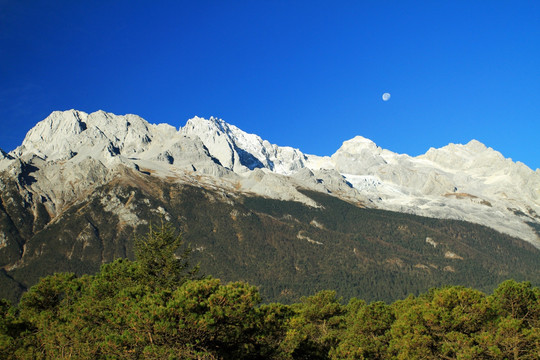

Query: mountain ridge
[1,109,539,248]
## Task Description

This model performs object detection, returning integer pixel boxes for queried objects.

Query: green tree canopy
[134,221,199,290]
[1,222,539,359]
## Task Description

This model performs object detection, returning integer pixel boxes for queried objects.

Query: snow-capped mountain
[1,110,539,248]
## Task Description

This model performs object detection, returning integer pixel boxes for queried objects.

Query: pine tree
[134,221,199,290]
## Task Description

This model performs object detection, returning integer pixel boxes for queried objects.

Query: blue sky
[1,1,539,170]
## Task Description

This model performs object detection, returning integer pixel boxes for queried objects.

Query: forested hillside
[1,177,539,305]
[1,224,539,359]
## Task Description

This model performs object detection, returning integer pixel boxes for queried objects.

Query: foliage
[281,291,345,359]
[134,221,199,290]
[1,222,539,359]
[331,300,394,359]
[2,275,539,359]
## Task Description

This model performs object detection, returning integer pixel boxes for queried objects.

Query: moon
[382,92,391,101]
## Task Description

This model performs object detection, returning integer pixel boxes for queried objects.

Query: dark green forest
[1,224,539,359]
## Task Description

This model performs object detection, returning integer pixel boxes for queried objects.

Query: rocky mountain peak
[420,139,507,172]
[23,109,87,142]
[13,110,87,160]
[182,115,258,145]
[11,110,158,162]
[180,115,306,174]
[464,139,488,151]
[337,136,379,154]
[183,116,218,133]
[329,136,389,174]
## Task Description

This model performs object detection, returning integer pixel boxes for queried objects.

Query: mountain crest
[341,135,378,149]
[464,139,487,151]
[1,110,539,248]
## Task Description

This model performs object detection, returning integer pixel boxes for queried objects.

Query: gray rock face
[13,110,154,162]
[1,110,539,248]
[180,116,307,174]
[331,136,388,174]
[0,148,13,163]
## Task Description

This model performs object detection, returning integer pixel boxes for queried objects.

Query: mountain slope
[0,110,539,303]
[0,165,538,304]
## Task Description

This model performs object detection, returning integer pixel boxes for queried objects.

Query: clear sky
[1,1,539,170]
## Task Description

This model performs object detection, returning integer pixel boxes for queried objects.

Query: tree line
[1,223,538,359]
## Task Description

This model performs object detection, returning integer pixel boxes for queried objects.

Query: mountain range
[0,110,539,303]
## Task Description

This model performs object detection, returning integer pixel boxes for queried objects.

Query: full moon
[382,92,391,101]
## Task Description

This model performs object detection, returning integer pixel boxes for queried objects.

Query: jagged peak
[184,115,219,126]
[182,116,265,147]
[183,116,241,138]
